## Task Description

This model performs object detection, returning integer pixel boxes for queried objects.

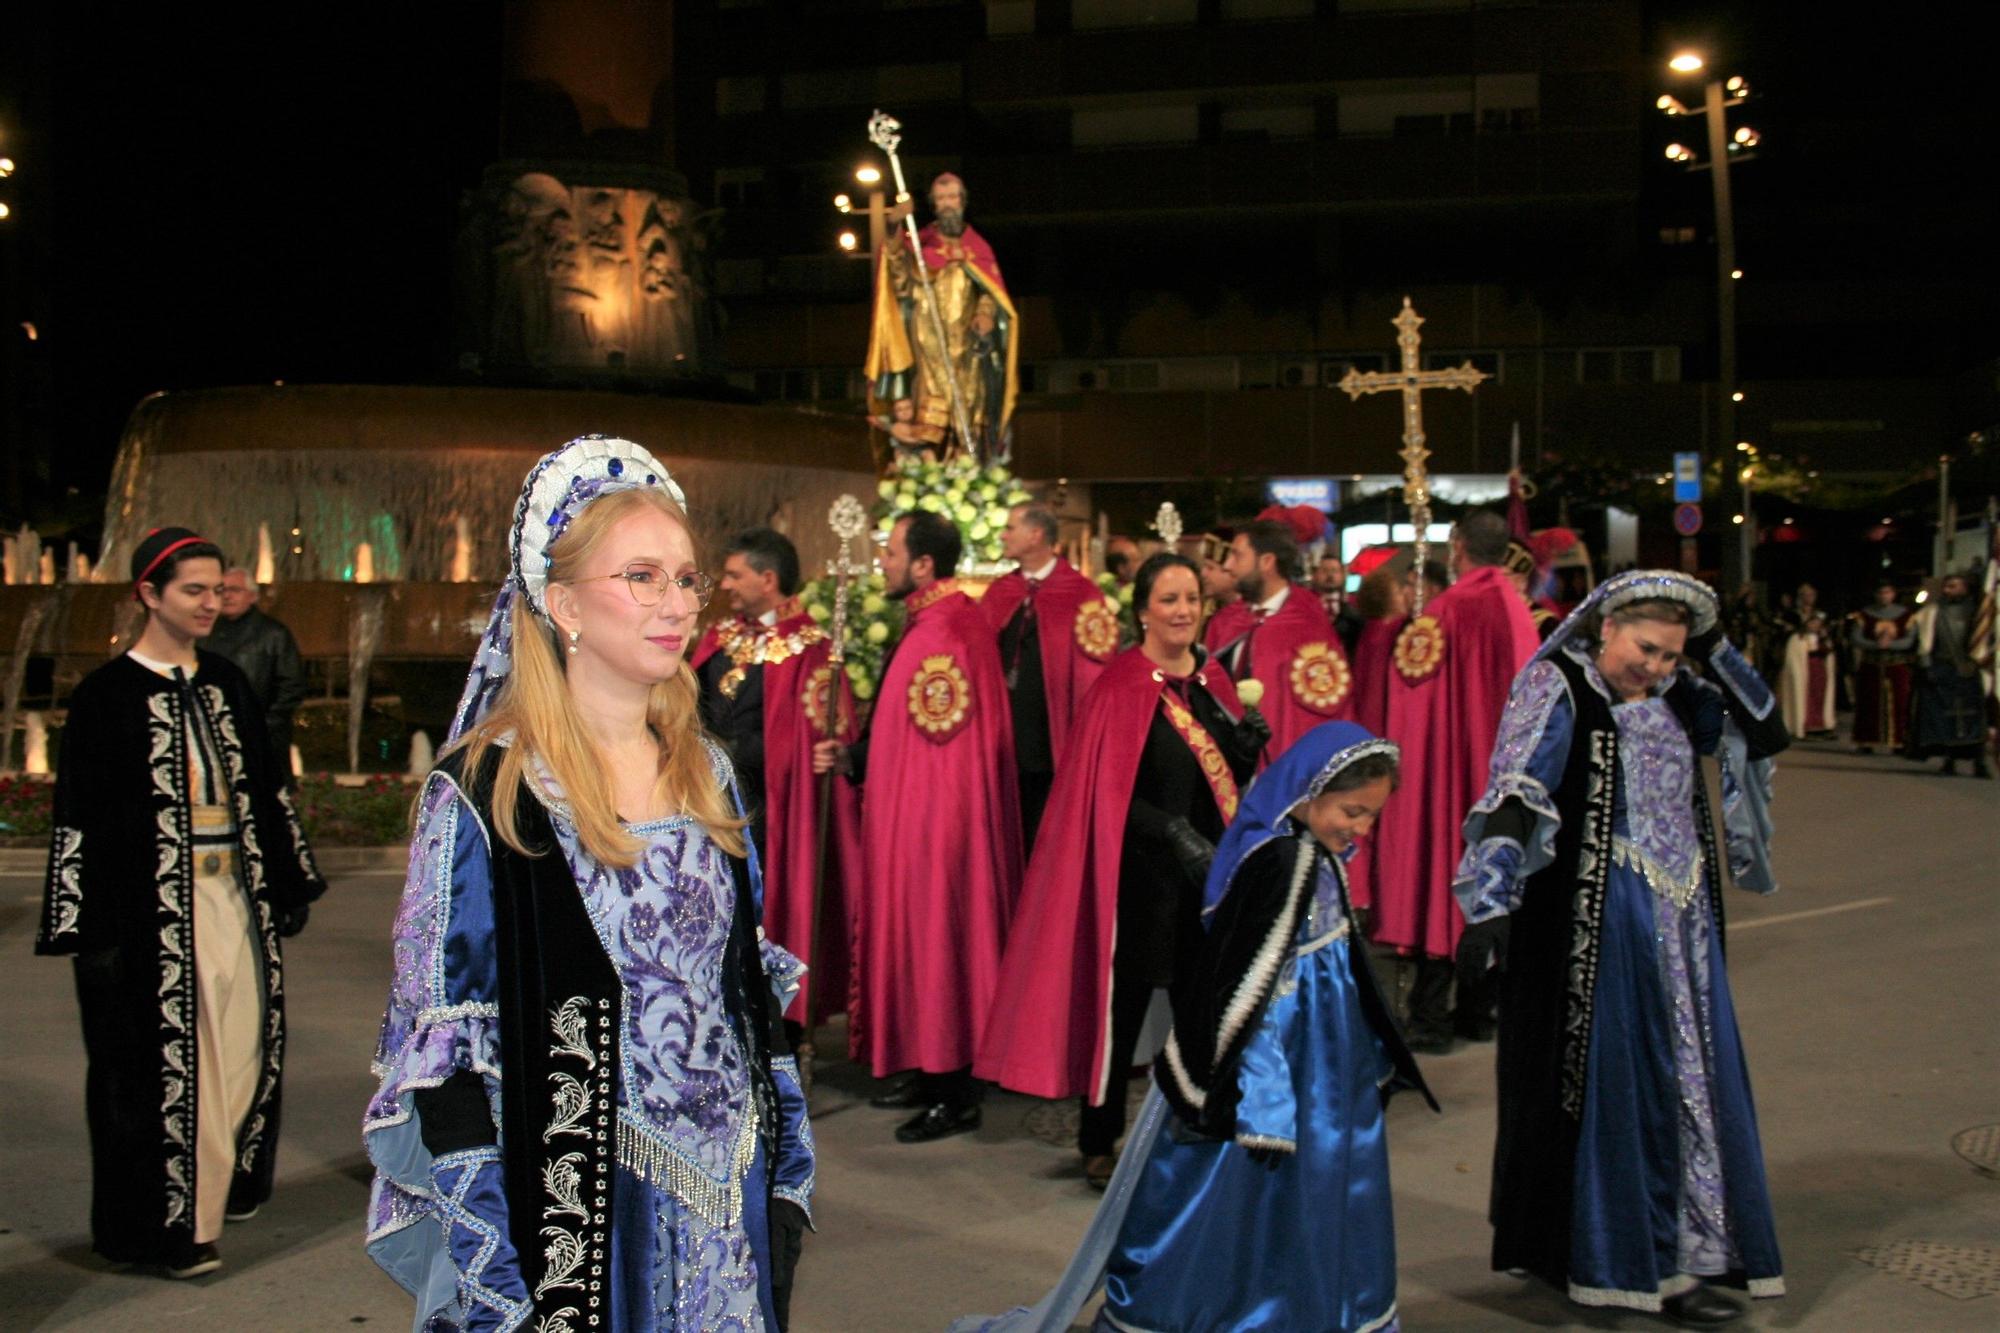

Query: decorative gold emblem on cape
[1289,641,1352,713]
[1394,614,1446,683]
[907,653,972,740]
[1073,598,1120,662]
[1160,693,1239,820]
[802,664,854,737]
[713,606,826,699]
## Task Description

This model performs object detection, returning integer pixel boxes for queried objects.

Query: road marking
[1732,896,1894,931]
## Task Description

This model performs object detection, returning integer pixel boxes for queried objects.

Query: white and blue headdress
[1531,568,1718,668]
[448,435,685,741]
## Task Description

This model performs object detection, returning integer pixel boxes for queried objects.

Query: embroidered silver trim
[535,1226,587,1301]
[46,826,84,939]
[544,1073,591,1140]
[1234,1132,1296,1153]
[549,997,596,1068]
[614,1107,760,1229]
[147,689,196,1229]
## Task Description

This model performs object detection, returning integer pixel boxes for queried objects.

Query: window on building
[986,0,1036,35]
[1658,225,1698,245]
[1072,104,1201,147]
[715,76,767,117]
[1424,350,1501,380]
[1474,73,1538,134]
[781,63,961,111]
[1220,104,1316,141]
[1222,0,1315,18]
[1337,77,1474,137]
[1321,353,1387,382]
[1073,0,1200,29]
[714,167,768,209]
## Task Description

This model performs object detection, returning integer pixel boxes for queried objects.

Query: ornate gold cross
[1339,297,1488,610]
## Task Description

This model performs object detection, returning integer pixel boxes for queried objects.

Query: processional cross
[1338,297,1489,611]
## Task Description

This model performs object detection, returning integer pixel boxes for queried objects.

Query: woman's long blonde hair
[450,486,746,867]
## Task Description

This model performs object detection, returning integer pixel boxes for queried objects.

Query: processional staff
[1339,297,1489,612]
[800,493,870,1092]
[867,108,982,463]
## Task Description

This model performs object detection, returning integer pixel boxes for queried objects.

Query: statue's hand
[885,198,914,226]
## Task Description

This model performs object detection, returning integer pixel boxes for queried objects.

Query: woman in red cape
[977,553,1263,1186]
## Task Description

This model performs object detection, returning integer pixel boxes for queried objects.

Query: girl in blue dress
[957,721,1432,1333]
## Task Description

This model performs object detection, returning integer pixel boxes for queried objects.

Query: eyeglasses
[568,563,716,609]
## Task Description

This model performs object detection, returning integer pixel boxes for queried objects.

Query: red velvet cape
[979,558,1119,763]
[1201,583,1355,764]
[853,585,1024,1076]
[909,220,1009,296]
[690,611,861,1026]
[1372,566,1539,960]
[975,648,1240,1103]
[1343,614,1404,911]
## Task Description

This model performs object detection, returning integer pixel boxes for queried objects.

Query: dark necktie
[1005,577,1041,689]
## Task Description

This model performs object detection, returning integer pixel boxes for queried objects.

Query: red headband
[133,536,208,597]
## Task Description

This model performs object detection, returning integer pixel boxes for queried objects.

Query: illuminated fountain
[3,382,875,773]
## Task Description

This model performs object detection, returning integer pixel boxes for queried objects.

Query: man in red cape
[976,647,1242,1107]
[1373,511,1539,1050]
[815,510,1022,1142]
[1203,512,1355,763]
[981,501,1121,850]
[690,529,860,1037]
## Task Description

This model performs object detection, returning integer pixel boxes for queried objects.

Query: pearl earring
[567,629,580,656]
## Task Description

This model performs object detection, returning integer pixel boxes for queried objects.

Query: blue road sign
[1673,452,1702,503]
[1673,502,1703,537]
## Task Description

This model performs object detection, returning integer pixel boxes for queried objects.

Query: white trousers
[191,840,263,1244]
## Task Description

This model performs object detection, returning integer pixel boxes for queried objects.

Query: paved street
[3,739,1995,1331]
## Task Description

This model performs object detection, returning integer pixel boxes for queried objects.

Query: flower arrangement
[0,773,54,839]
[799,454,1036,704]
[1094,570,1139,641]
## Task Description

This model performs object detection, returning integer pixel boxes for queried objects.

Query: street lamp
[832,163,889,259]
[1657,51,1761,588]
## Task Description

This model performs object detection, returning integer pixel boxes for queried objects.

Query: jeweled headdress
[449,435,683,741]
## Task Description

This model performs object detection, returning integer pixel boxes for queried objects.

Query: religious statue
[864,167,1018,463]
[459,162,718,382]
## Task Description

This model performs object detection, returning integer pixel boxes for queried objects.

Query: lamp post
[1659,54,1758,590]
[833,162,888,260]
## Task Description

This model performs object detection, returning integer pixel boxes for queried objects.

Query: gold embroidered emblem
[907,653,972,740]
[1289,641,1351,713]
[1394,614,1446,683]
[802,664,854,736]
[1072,598,1121,661]
[718,665,748,699]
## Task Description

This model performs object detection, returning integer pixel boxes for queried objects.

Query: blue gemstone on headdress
[608,457,624,477]
[646,474,657,485]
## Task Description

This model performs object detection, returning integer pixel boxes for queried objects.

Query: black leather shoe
[894,1102,982,1143]
[869,1077,926,1110]
[1662,1284,1742,1326]
[163,1241,222,1280]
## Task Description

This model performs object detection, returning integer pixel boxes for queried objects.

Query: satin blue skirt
[1568,863,1782,1305]
[1096,935,1400,1333]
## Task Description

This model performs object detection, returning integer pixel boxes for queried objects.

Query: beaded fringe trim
[1612,838,1704,909]
[615,1109,758,1229]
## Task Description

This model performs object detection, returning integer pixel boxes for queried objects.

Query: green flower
[876,479,897,500]
[954,502,977,524]
[848,665,875,701]
[969,521,990,543]
[807,602,830,622]
[865,621,890,645]
[861,592,886,615]
[986,505,1009,528]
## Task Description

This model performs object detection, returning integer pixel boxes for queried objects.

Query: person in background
[1911,570,1992,777]
[207,566,307,779]
[39,527,323,1280]
[1849,580,1916,754]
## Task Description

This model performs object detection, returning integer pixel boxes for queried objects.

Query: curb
[0,845,408,875]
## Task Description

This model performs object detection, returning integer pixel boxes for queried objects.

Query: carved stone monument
[458,160,718,382]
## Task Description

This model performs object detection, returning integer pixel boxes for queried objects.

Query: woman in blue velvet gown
[954,721,1432,1333]
[1455,570,1788,1325]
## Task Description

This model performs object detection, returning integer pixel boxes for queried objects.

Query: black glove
[1244,1144,1290,1169]
[1685,626,1723,666]
[1232,706,1273,759]
[1162,817,1216,889]
[277,903,311,938]
[1456,915,1510,975]
[767,1198,808,1331]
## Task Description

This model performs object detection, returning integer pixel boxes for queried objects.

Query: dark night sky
[5,4,1997,526]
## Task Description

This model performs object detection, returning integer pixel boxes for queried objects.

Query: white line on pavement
[1731,896,1895,931]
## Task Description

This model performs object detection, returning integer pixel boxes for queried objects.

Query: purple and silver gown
[364,764,812,1331]
[1457,645,1784,1310]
